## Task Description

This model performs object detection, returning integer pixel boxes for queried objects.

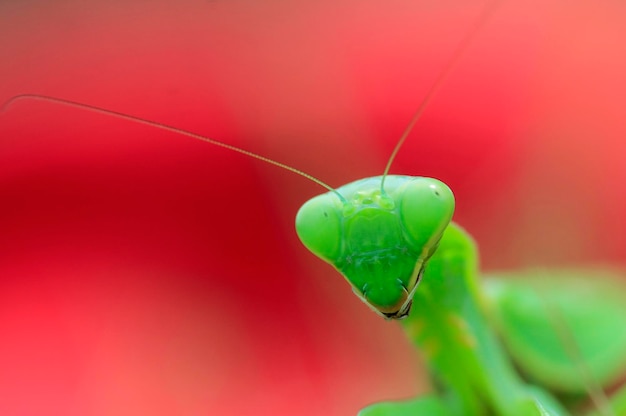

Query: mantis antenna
[380,0,502,191]
[0,94,348,203]
[2,2,501,203]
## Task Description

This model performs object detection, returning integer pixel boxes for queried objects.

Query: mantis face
[295,175,455,319]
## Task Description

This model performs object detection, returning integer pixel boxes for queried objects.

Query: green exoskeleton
[2,1,626,415]
[297,175,626,416]
[296,175,454,319]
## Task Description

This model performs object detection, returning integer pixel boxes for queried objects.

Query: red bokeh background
[1,1,626,415]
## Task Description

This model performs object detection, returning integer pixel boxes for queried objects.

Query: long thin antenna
[1,94,346,202]
[380,0,502,190]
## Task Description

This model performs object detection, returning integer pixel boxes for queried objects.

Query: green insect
[298,179,626,416]
[2,1,626,415]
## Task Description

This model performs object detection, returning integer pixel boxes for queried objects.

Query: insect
[2,1,626,416]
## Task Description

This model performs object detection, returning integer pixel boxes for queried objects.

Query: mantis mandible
[2,1,626,416]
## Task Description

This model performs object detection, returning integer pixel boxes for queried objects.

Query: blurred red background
[1,0,626,415]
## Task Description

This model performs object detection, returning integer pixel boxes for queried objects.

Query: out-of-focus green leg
[357,382,568,416]
[527,386,573,416]
[584,384,626,416]
[483,270,626,395]
[358,395,450,416]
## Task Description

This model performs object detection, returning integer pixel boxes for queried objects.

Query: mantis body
[2,2,626,415]
[297,174,626,416]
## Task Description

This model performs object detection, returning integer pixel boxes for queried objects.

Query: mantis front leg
[397,224,566,416]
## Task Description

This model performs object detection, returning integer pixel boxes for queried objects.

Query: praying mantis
[2,1,626,416]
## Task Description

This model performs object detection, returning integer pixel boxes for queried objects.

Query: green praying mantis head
[295,175,455,319]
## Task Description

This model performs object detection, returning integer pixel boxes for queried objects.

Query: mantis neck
[401,223,556,416]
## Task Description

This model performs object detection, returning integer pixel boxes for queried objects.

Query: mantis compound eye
[399,178,455,250]
[295,193,344,263]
